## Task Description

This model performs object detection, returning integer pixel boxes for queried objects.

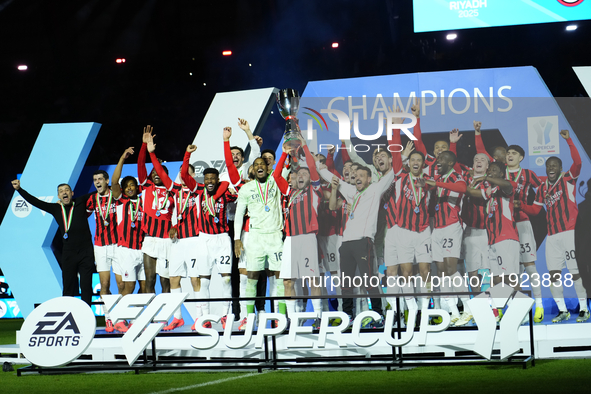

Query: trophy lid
[276,88,300,119]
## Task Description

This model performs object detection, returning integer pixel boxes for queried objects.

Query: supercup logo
[19,297,96,367]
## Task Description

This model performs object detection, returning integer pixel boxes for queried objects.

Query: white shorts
[318,234,340,273]
[156,258,169,279]
[245,230,283,272]
[238,231,249,270]
[197,233,233,276]
[94,244,117,273]
[462,227,489,272]
[396,226,432,264]
[489,239,520,277]
[280,234,320,279]
[113,246,145,282]
[517,221,537,263]
[141,236,171,261]
[432,222,463,261]
[169,236,202,278]
[384,225,399,267]
[545,230,579,274]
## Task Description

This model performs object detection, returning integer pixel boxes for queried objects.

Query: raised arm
[138,125,152,185]
[12,180,55,212]
[426,177,467,193]
[562,130,582,177]
[223,127,241,186]
[181,145,198,191]
[449,129,464,173]
[238,118,261,161]
[112,147,134,199]
[410,99,427,156]
[273,150,290,195]
[328,175,341,211]
[487,176,513,196]
[473,121,494,162]
[147,138,174,190]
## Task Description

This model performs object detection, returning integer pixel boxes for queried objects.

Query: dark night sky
[1,0,590,223]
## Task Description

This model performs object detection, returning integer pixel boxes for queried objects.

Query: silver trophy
[276,88,302,152]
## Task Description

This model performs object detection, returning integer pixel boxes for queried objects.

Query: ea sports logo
[19,297,96,367]
[558,0,584,6]
[11,196,32,218]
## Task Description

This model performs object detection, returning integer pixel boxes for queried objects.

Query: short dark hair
[316,153,327,164]
[121,176,138,189]
[298,167,311,175]
[489,161,506,174]
[161,165,169,175]
[547,156,562,167]
[374,148,392,158]
[203,167,219,177]
[409,151,425,162]
[230,146,244,158]
[261,149,276,160]
[506,145,525,158]
[93,170,109,181]
[356,165,372,178]
[343,159,353,166]
[188,164,195,174]
[439,150,457,165]
[57,183,71,193]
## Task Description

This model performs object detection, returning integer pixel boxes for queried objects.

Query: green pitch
[1,319,589,394]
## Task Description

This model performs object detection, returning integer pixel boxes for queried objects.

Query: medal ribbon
[129,198,139,222]
[437,169,454,198]
[545,173,564,201]
[256,176,270,207]
[97,192,112,223]
[350,188,367,216]
[153,189,168,212]
[203,189,217,217]
[288,190,303,207]
[61,202,75,234]
[177,188,190,216]
[485,183,498,215]
[409,173,423,208]
[506,167,522,185]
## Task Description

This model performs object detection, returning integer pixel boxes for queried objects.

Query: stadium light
[116,58,126,64]
[566,25,577,31]
[17,65,28,71]
[332,42,339,48]
[222,50,232,56]
[446,33,457,40]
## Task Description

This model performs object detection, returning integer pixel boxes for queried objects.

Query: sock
[285,299,297,318]
[221,276,232,316]
[419,281,430,311]
[402,278,418,311]
[321,280,329,311]
[171,288,183,319]
[574,278,589,311]
[239,274,248,319]
[268,276,280,313]
[549,282,567,312]
[104,309,111,321]
[386,275,399,313]
[440,277,459,316]
[311,299,322,318]
[200,278,210,315]
[451,272,471,314]
[193,288,203,318]
[275,278,286,314]
[524,265,543,301]
[246,278,257,314]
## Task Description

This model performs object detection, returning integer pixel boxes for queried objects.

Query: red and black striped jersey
[282,193,290,225]
[140,181,176,238]
[115,195,144,250]
[174,185,201,239]
[285,186,322,236]
[478,180,519,245]
[506,168,541,222]
[432,171,465,229]
[381,181,397,229]
[534,171,579,236]
[394,172,431,233]
[199,187,237,234]
[318,199,338,236]
[86,191,118,246]
[461,173,487,229]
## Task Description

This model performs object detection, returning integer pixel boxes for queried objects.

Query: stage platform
[5,317,591,371]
